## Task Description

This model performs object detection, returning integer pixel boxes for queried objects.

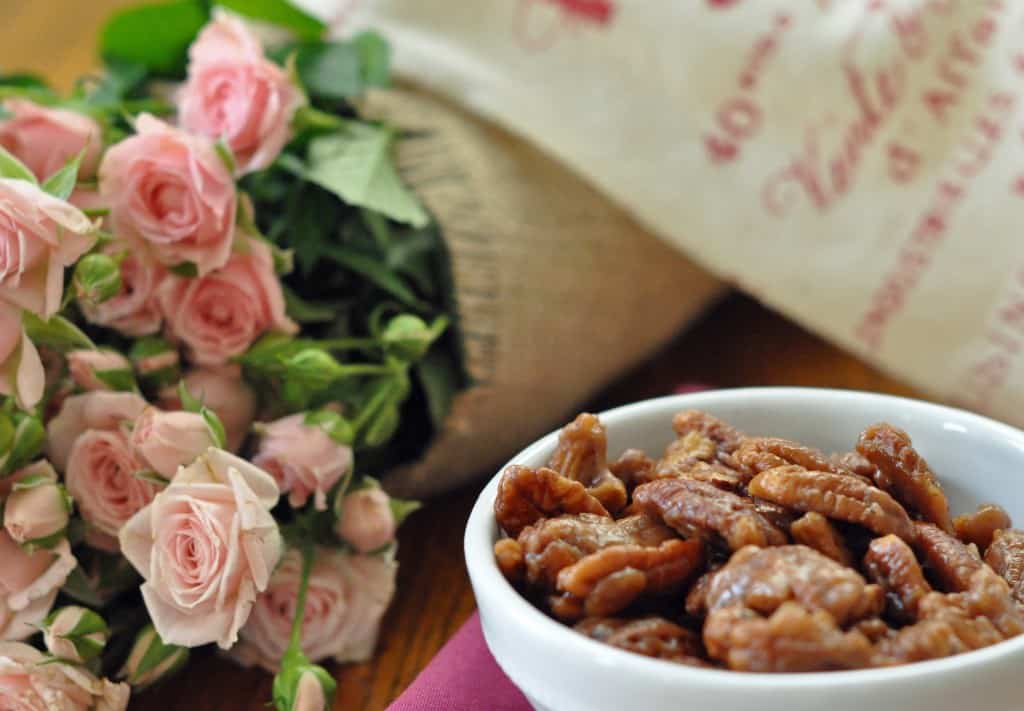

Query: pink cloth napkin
[386,611,530,711]
[388,385,711,710]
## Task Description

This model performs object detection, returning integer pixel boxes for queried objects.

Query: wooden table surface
[3,3,926,709]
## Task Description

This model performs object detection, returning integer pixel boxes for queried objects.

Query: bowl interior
[465,387,1024,696]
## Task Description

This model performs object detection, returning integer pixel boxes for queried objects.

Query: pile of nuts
[492,411,1024,672]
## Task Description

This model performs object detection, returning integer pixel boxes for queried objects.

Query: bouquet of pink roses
[0,2,454,709]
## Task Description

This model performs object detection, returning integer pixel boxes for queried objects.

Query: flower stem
[288,538,315,654]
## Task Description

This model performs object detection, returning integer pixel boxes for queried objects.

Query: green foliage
[99,0,208,77]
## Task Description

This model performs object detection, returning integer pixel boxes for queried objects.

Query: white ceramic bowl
[464,388,1024,711]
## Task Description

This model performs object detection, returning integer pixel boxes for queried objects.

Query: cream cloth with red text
[300,0,1024,430]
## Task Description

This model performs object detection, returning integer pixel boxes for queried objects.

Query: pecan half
[609,448,656,489]
[748,466,915,542]
[494,538,525,584]
[705,545,882,626]
[736,437,841,476]
[856,423,954,534]
[955,504,1012,553]
[518,513,676,587]
[985,528,1024,604]
[863,534,931,622]
[555,538,704,618]
[633,477,787,551]
[915,522,982,593]
[575,617,707,665]
[548,413,628,514]
[790,512,854,566]
[704,603,873,672]
[671,410,746,453]
[494,465,610,538]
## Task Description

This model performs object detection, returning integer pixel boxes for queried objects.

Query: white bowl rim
[464,386,1024,690]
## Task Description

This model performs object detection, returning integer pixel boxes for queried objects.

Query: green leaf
[352,31,391,87]
[87,58,147,106]
[201,408,227,449]
[11,473,54,491]
[100,0,209,77]
[94,368,137,392]
[177,380,203,413]
[294,42,362,100]
[321,245,429,310]
[416,348,460,430]
[390,497,421,527]
[41,150,84,200]
[0,145,37,184]
[217,0,324,40]
[304,124,429,227]
[283,285,338,323]
[0,73,50,90]
[133,469,169,487]
[22,313,95,351]
[214,140,236,174]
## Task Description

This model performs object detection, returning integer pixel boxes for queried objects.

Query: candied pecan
[705,545,883,626]
[685,569,716,618]
[609,620,707,665]
[853,618,892,644]
[555,539,704,618]
[704,603,873,672]
[494,465,610,538]
[790,512,854,566]
[831,451,878,480]
[915,522,982,592]
[961,565,1024,637]
[672,410,745,453]
[609,448,655,489]
[872,618,967,666]
[864,535,931,622]
[985,528,1024,604]
[752,498,799,532]
[633,477,787,551]
[548,413,628,514]
[654,437,744,492]
[748,466,915,542]
[875,587,1008,666]
[856,423,954,534]
[955,504,1012,553]
[518,513,676,587]
[736,437,841,476]
[494,538,525,584]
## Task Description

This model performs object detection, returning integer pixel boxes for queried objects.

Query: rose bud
[167,367,256,453]
[66,349,134,392]
[0,641,129,710]
[336,482,400,554]
[118,624,189,691]
[130,407,216,479]
[273,664,336,711]
[0,99,102,181]
[381,314,446,361]
[254,414,352,511]
[42,605,109,663]
[73,253,122,307]
[2,461,70,547]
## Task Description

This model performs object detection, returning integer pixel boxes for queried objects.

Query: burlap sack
[367,88,722,497]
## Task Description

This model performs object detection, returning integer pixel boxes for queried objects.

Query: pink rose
[336,486,396,554]
[159,367,256,452]
[0,641,129,711]
[99,114,235,275]
[120,448,282,648]
[2,461,68,546]
[0,531,77,641]
[66,349,132,392]
[230,548,396,671]
[158,238,297,366]
[0,99,102,181]
[79,243,165,337]
[46,391,147,472]
[130,407,214,478]
[179,13,303,174]
[253,413,352,511]
[0,302,43,410]
[0,176,96,318]
[66,430,158,551]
